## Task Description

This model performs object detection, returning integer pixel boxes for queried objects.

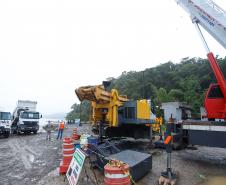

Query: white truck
[11,100,41,134]
[0,110,11,138]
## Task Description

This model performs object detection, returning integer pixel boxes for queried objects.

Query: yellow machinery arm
[75,85,129,127]
[75,85,128,103]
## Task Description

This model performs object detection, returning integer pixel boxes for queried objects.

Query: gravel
[0,124,226,185]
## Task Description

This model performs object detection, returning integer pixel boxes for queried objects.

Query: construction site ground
[0,124,226,185]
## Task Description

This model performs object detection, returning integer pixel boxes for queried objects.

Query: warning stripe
[63,148,74,151]
[105,172,129,179]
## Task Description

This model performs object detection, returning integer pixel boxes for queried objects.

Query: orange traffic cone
[104,161,131,185]
[71,128,79,141]
[59,137,75,174]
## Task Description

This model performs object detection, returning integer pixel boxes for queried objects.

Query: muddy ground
[0,124,226,185]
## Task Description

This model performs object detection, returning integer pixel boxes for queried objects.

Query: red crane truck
[173,0,226,148]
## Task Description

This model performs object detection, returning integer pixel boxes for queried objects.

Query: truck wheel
[33,131,37,134]
[4,132,10,138]
[11,128,16,134]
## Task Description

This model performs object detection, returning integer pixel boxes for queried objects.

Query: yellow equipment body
[75,84,152,139]
[75,85,129,127]
[137,100,151,120]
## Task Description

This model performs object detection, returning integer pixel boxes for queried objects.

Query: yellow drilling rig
[75,82,153,139]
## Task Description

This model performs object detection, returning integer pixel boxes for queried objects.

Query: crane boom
[176,0,226,119]
[177,0,226,49]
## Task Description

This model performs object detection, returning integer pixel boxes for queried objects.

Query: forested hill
[110,57,226,112]
[66,57,226,120]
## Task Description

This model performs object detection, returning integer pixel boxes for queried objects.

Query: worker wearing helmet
[45,120,53,141]
[56,120,65,140]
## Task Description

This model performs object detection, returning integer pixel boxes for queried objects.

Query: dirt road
[0,128,68,185]
[0,124,226,185]
[110,139,226,185]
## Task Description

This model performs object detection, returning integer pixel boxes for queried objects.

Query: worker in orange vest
[56,120,65,140]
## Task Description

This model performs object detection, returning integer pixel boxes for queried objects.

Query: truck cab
[11,110,40,134]
[0,111,11,138]
[11,100,41,135]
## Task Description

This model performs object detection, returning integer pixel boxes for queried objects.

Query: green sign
[66,148,86,185]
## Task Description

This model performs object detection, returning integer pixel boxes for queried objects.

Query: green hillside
[67,56,226,120]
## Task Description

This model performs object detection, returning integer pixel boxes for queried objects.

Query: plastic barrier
[71,128,79,141]
[59,137,75,174]
[104,161,131,185]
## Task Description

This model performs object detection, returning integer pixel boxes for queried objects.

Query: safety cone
[59,137,75,174]
[71,128,79,141]
[104,160,131,185]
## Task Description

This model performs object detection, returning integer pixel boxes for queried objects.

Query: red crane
[177,0,226,119]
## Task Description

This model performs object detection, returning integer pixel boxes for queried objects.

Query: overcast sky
[0,0,225,115]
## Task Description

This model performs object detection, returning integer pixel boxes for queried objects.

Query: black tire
[17,129,21,135]
[4,132,10,138]
[33,131,37,134]
[208,118,215,121]
[11,127,17,134]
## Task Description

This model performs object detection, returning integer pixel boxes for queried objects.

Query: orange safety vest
[59,122,65,129]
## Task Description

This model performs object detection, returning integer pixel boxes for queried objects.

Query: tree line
[66,57,226,121]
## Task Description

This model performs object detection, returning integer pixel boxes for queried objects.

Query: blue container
[88,136,99,146]
[87,136,99,155]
